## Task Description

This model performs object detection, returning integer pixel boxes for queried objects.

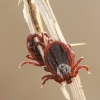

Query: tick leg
[19,61,41,68]
[41,77,55,88]
[43,32,49,39]
[26,54,35,60]
[48,38,53,44]
[35,42,45,49]
[42,75,54,80]
[41,75,55,88]
[30,32,50,43]
[30,34,44,42]
[74,65,91,77]
[44,67,50,72]
[71,51,75,58]
[41,75,62,87]
[73,57,84,70]
[42,32,49,42]
[42,32,53,44]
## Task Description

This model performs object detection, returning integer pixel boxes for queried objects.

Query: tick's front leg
[73,57,84,70]
[74,65,91,77]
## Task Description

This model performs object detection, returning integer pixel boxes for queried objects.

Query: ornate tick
[20,32,90,86]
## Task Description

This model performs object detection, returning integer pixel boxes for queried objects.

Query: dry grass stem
[22,0,44,59]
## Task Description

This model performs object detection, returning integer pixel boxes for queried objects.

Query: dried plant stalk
[21,0,45,58]
[22,0,43,34]
[19,0,87,100]
[28,0,43,34]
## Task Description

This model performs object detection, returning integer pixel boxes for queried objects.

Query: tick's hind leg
[44,67,50,72]
[19,53,39,68]
[41,74,62,87]
[26,54,36,60]
[41,74,62,88]
[41,75,55,88]
[74,65,91,77]
[19,60,42,68]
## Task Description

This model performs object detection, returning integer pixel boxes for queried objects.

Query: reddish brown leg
[41,77,55,88]
[41,75,56,88]
[33,32,53,45]
[29,32,50,43]
[71,51,75,58]
[42,32,53,44]
[42,32,49,41]
[74,65,91,77]
[48,38,53,44]
[19,61,41,68]
[30,34,44,43]
[42,75,54,80]
[44,67,50,72]
[35,42,45,49]
[73,57,84,70]
[41,75,62,88]
[26,54,35,60]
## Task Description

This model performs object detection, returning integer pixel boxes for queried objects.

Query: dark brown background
[0,0,100,100]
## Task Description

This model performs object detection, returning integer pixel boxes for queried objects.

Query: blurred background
[0,0,100,100]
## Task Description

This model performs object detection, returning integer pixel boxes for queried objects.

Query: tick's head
[57,64,71,79]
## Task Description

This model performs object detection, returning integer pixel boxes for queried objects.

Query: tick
[20,32,90,86]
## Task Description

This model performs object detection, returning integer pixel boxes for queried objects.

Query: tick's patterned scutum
[44,41,74,76]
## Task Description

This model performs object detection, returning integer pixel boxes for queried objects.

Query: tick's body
[20,32,90,86]
[44,41,74,83]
